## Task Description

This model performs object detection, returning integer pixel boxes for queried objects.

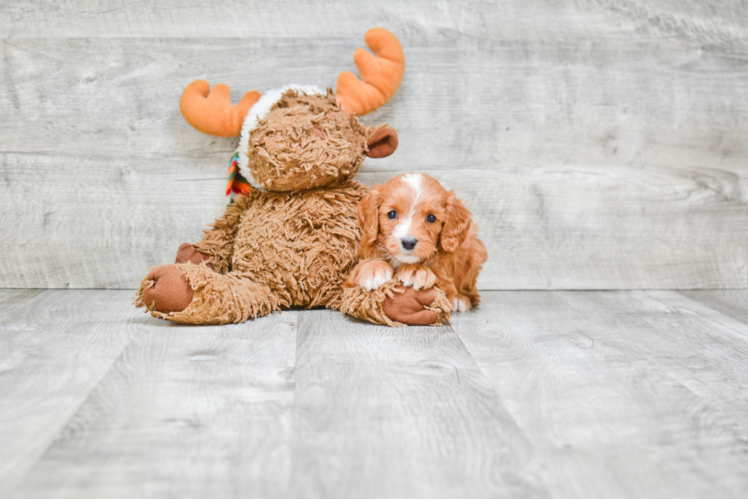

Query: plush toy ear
[366,126,398,158]
[439,193,472,253]
[357,188,382,248]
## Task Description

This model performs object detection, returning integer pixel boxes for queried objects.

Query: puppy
[345,173,487,312]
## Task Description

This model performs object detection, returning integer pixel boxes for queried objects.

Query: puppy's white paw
[358,262,394,291]
[396,265,437,291]
[452,295,471,313]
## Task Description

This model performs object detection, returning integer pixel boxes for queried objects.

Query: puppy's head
[358,173,472,264]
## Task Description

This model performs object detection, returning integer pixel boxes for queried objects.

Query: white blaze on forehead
[392,173,424,240]
[402,172,423,195]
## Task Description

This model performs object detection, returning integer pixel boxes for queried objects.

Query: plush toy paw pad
[142,264,194,314]
[383,286,438,326]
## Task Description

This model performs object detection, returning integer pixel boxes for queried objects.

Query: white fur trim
[236,84,324,190]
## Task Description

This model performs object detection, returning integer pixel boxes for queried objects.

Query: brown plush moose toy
[135,28,452,326]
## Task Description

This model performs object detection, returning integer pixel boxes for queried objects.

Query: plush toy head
[179,28,405,194]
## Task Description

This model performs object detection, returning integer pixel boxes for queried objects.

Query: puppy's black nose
[401,238,418,250]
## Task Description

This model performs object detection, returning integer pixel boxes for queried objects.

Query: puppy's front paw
[396,265,437,291]
[452,294,472,313]
[356,260,394,291]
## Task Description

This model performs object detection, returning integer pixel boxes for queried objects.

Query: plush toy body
[135,29,452,326]
[140,181,363,324]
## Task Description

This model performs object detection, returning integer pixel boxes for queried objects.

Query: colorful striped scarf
[226,151,252,201]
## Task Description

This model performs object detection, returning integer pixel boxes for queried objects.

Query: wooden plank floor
[1,289,747,498]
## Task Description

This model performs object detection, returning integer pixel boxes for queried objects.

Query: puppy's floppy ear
[440,192,472,253]
[358,187,382,248]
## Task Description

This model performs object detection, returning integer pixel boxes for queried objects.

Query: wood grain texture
[1,0,747,289]
[11,311,297,498]
[0,289,139,495]
[2,0,747,41]
[648,290,748,344]
[0,153,227,289]
[2,289,748,497]
[450,291,748,497]
[291,310,546,498]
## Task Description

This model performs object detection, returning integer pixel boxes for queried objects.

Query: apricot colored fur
[350,173,488,312]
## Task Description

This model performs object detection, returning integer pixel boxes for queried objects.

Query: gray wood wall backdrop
[1,0,746,290]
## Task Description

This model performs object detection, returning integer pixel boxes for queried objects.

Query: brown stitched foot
[142,264,194,313]
[383,286,438,326]
[176,242,214,270]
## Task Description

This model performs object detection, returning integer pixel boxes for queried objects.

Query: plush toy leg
[338,280,452,327]
[176,242,214,269]
[135,263,280,325]
[190,194,253,274]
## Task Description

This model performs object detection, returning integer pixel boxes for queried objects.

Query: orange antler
[336,28,406,116]
[180,80,261,137]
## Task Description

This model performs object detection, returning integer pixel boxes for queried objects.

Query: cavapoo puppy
[345,173,487,313]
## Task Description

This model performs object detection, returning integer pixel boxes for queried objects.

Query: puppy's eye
[426,214,437,223]
[387,210,397,219]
